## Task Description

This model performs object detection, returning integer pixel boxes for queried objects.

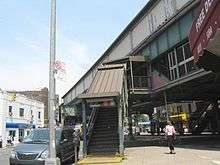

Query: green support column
[128,108,134,140]
[82,100,87,157]
[118,98,124,155]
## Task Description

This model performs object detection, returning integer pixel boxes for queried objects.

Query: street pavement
[0,147,12,165]
[1,136,220,165]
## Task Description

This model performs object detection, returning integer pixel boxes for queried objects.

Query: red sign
[188,0,220,63]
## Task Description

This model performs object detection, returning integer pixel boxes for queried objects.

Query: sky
[0,0,148,97]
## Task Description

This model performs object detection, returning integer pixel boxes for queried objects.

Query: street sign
[189,0,220,63]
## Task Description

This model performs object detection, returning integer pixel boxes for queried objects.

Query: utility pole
[45,0,60,164]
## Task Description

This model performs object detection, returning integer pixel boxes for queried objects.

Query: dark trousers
[167,135,174,151]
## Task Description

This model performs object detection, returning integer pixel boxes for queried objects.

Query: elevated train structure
[62,0,220,156]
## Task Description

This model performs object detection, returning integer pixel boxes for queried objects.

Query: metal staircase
[190,103,215,134]
[87,107,119,155]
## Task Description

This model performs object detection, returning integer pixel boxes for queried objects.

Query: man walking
[165,121,176,154]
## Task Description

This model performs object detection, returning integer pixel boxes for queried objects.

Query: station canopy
[79,64,125,100]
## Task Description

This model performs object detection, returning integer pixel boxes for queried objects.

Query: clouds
[0,0,148,97]
[0,21,96,97]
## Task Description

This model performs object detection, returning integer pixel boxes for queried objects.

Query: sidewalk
[122,146,220,165]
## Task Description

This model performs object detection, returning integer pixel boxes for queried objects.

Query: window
[186,60,196,73]
[168,50,178,80]
[19,108,24,117]
[184,43,192,59]
[9,130,16,138]
[178,64,186,77]
[38,112,41,119]
[9,106,12,116]
[176,46,184,63]
[168,42,197,80]
[164,0,175,18]
[153,54,170,80]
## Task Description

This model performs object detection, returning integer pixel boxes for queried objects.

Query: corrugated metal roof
[79,64,125,99]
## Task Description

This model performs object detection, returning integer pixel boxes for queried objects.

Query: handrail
[190,103,211,132]
[86,107,98,147]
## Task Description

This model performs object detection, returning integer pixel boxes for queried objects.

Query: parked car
[9,128,76,165]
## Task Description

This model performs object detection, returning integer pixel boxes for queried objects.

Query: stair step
[93,127,118,131]
[98,112,118,116]
[91,133,118,139]
[90,136,118,140]
[96,117,118,121]
[96,120,118,124]
[89,142,119,148]
[88,147,119,154]
[93,130,118,134]
[94,124,118,128]
[89,139,119,145]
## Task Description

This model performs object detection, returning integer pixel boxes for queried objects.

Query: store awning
[6,123,35,129]
[188,0,220,72]
[79,64,125,100]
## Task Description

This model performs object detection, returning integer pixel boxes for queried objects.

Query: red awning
[188,0,220,72]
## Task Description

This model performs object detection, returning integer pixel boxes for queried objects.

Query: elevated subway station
[62,0,220,157]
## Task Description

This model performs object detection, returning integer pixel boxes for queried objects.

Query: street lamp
[45,0,60,164]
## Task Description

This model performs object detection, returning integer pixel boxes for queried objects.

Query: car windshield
[23,129,61,144]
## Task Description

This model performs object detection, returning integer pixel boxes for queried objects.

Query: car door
[60,129,74,162]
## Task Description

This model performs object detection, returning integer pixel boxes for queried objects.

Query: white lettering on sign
[206,26,213,40]
[197,43,203,55]
[196,0,214,32]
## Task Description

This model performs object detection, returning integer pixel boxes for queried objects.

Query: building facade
[0,90,44,147]
[12,88,49,125]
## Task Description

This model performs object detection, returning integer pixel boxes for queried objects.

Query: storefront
[189,0,220,72]
[6,122,35,144]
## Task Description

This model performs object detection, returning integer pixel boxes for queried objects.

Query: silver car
[9,128,76,165]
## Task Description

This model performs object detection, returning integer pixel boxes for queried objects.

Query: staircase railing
[190,103,211,133]
[86,107,98,147]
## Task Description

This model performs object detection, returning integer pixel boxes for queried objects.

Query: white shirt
[165,125,176,136]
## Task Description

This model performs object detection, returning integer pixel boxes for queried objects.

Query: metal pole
[82,100,87,157]
[118,98,124,155]
[164,90,169,122]
[130,60,134,93]
[46,0,59,164]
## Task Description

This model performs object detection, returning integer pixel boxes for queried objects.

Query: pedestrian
[7,135,12,146]
[73,129,81,160]
[165,121,176,154]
